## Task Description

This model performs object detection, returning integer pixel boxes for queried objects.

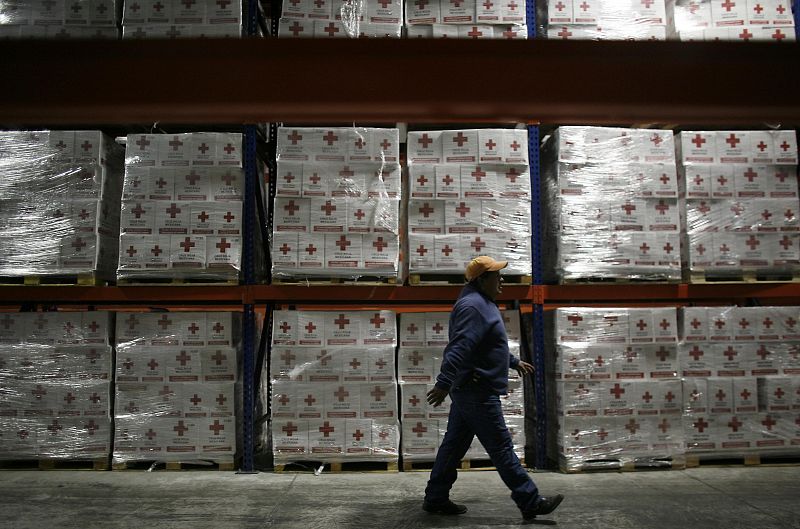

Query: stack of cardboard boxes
[0,0,119,39]
[398,310,526,463]
[544,0,669,39]
[407,128,532,278]
[113,312,239,464]
[118,132,245,281]
[122,0,243,38]
[668,0,796,41]
[0,130,124,281]
[541,126,681,282]
[0,312,113,461]
[406,0,528,38]
[269,310,400,463]
[679,130,799,279]
[277,0,403,37]
[273,127,402,281]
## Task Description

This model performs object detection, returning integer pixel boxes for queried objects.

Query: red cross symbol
[453,132,469,147]
[658,173,671,186]
[135,135,150,150]
[738,28,753,40]
[413,422,427,437]
[691,134,706,148]
[762,415,776,430]
[430,322,444,335]
[304,393,316,406]
[319,421,335,437]
[45,419,63,435]
[76,208,91,220]
[288,21,304,37]
[418,202,436,218]
[650,133,663,146]
[281,349,296,366]
[610,383,625,399]
[471,167,486,181]
[484,137,498,151]
[636,319,649,331]
[779,140,792,151]
[186,392,201,406]
[321,200,336,216]
[418,134,433,148]
[125,245,138,258]
[624,419,640,434]
[467,26,483,38]
[221,143,236,155]
[715,389,727,402]
[166,203,182,218]
[693,174,705,187]
[127,203,145,219]
[771,29,787,41]
[440,245,454,256]
[722,346,737,361]
[591,355,603,367]
[621,203,636,216]
[407,350,425,366]
[639,243,650,254]
[638,390,653,403]
[507,0,519,9]
[414,244,429,257]
[175,351,191,366]
[657,319,670,331]
[335,314,350,329]
[186,321,201,335]
[322,131,340,147]
[408,393,421,407]
[302,321,316,334]
[346,357,361,370]
[214,238,231,254]
[579,1,590,9]
[287,130,303,145]
[509,140,522,151]
[280,242,291,256]
[756,345,770,360]
[206,349,226,366]
[334,386,350,402]
[776,2,787,13]
[370,313,386,328]
[743,167,759,182]
[282,172,297,184]
[775,387,786,399]
[455,202,471,217]
[557,27,572,39]
[761,208,774,221]
[503,167,522,183]
[693,417,709,432]
[719,244,731,254]
[371,386,387,401]
[379,138,392,152]
[698,201,712,214]
[371,236,389,252]
[62,391,76,404]
[317,352,331,366]
[689,346,704,361]
[736,388,751,402]
[281,422,298,437]
[170,420,188,436]
[725,132,740,147]
[195,210,210,223]
[375,358,388,370]
[206,420,224,435]
[555,0,566,9]
[144,356,159,371]
[179,237,194,252]
[157,315,172,330]
[778,236,793,250]
[283,200,300,216]
[725,416,743,432]
[72,237,87,250]
[596,428,608,440]
[567,314,583,326]
[302,243,317,256]
[745,236,760,250]
[335,236,351,251]
[64,321,75,335]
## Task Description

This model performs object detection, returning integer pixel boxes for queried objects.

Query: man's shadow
[384,498,558,528]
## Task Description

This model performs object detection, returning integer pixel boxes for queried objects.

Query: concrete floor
[0,466,798,529]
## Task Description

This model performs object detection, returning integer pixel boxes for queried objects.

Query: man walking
[422,256,564,521]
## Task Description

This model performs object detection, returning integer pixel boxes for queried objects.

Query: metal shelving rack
[0,7,798,471]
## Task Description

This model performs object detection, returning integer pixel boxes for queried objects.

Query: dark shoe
[522,494,564,520]
[422,499,468,515]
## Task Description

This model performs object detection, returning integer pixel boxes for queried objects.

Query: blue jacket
[434,282,520,395]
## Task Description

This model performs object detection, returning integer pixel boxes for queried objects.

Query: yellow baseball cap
[465,255,508,281]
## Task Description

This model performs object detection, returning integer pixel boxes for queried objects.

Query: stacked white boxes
[0,312,113,461]
[113,311,239,464]
[398,310,526,463]
[541,126,681,282]
[273,126,402,281]
[122,0,243,38]
[550,307,683,471]
[678,130,799,279]
[543,0,670,40]
[277,0,402,38]
[118,132,245,282]
[668,0,796,41]
[679,306,800,457]
[0,130,125,281]
[0,0,119,39]
[406,128,532,278]
[405,0,528,39]
[268,309,400,464]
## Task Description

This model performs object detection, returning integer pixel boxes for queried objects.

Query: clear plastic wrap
[540,0,669,40]
[541,126,681,282]
[667,0,796,41]
[265,309,400,463]
[118,133,248,282]
[0,1,119,40]
[678,306,800,457]
[0,312,112,461]
[549,307,683,471]
[277,0,402,38]
[404,0,527,39]
[121,0,244,38]
[406,128,532,278]
[678,130,799,278]
[112,311,240,463]
[0,131,124,280]
[273,127,402,281]
[398,310,526,462]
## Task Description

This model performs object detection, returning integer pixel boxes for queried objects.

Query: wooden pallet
[685,453,800,468]
[559,455,684,473]
[560,276,681,285]
[409,274,531,286]
[0,458,109,471]
[0,273,106,286]
[272,276,398,286]
[402,458,526,472]
[274,460,399,473]
[117,277,239,286]
[112,459,235,471]
[688,270,800,284]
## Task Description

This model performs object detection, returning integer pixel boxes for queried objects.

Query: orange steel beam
[1,39,799,125]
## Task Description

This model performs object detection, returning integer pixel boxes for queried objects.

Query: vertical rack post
[794,0,799,39]
[528,124,547,470]
[239,0,260,474]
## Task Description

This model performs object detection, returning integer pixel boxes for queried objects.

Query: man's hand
[427,386,449,407]
[515,360,534,377]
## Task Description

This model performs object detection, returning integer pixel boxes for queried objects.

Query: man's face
[479,270,503,301]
